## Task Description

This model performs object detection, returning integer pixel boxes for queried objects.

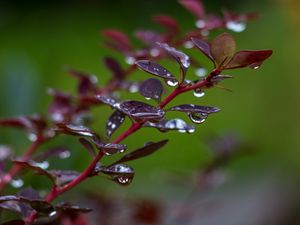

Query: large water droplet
[165,119,186,130]
[195,68,207,77]
[226,21,246,33]
[27,133,37,142]
[189,112,208,124]
[184,41,194,49]
[193,89,205,98]
[166,79,178,87]
[34,161,50,169]
[196,19,206,29]
[116,175,132,185]
[10,178,24,188]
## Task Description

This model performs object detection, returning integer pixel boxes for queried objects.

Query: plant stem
[0,138,46,192]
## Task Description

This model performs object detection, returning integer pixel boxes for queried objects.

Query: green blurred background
[0,0,300,224]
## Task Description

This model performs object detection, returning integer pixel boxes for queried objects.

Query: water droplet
[189,112,208,124]
[125,56,136,65]
[165,119,186,130]
[129,83,139,93]
[195,68,207,77]
[90,75,98,84]
[184,41,194,49]
[193,89,205,98]
[59,150,71,159]
[28,133,37,142]
[116,175,132,185]
[166,79,178,87]
[196,19,206,28]
[33,161,50,169]
[145,97,151,100]
[250,63,261,70]
[10,178,24,188]
[150,48,160,57]
[226,21,246,33]
[51,112,64,122]
[48,211,57,217]
[178,129,186,133]
[187,128,196,134]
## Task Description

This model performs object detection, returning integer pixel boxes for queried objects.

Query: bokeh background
[0,0,300,224]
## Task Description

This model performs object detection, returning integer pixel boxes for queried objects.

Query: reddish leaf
[191,37,213,62]
[179,0,205,19]
[211,33,236,69]
[49,170,80,186]
[112,140,168,165]
[102,29,132,52]
[153,15,179,34]
[103,57,125,80]
[106,110,126,138]
[139,78,163,101]
[34,147,71,162]
[118,100,165,121]
[225,50,273,70]
[55,123,97,138]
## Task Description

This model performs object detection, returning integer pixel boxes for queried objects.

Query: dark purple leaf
[1,220,25,225]
[153,15,179,35]
[144,119,195,133]
[103,57,125,80]
[112,140,168,165]
[34,147,71,162]
[168,104,220,114]
[92,139,126,156]
[0,195,21,203]
[96,95,118,108]
[12,159,54,184]
[67,68,98,96]
[139,78,163,101]
[211,33,236,69]
[106,110,126,138]
[118,100,165,121]
[0,201,22,215]
[135,60,176,81]
[156,42,190,70]
[49,170,80,186]
[102,29,132,52]
[55,123,96,138]
[100,164,134,186]
[225,50,273,70]
[29,200,55,215]
[179,0,205,19]
[191,37,214,62]
[17,188,40,217]
[56,202,92,213]
[79,138,96,157]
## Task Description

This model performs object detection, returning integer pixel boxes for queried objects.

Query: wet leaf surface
[106,110,126,138]
[135,60,175,80]
[144,119,195,133]
[139,78,163,101]
[191,37,213,62]
[169,104,220,114]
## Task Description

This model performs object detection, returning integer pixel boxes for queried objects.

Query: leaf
[112,140,168,165]
[144,119,195,133]
[29,200,54,215]
[103,57,125,80]
[211,33,236,69]
[135,60,176,80]
[56,202,92,213]
[135,30,162,46]
[118,100,165,121]
[100,164,134,186]
[153,15,179,35]
[156,42,190,69]
[55,123,97,138]
[0,195,21,203]
[179,0,205,19]
[139,78,163,101]
[102,29,132,52]
[12,159,54,184]
[49,170,80,186]
[191,37,214,62]
[96,95,118,108]
[67,68,98,96]
[34,147,71,162]
[79,138,96,157]
[106,110,126,138]
[91,138,126,155]
[224,50,273,70]
[168,104,220,114]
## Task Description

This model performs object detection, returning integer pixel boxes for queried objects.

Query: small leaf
[135,30,162,46]
[156,42,190,69]
[55,123,96,138]
[49,170,80,186]
[56,202,92,213]
[191,37,214,62]
[96,95,118,108]
[118,100,165,121]
[92,139,126,155]
[153,15,179,35]
[79,138,96,157]
[106,110,126,138]
[103,57,125,80]
[139,78,163,101]
[168,104,220,114]
[211,33,236,69]
[112,140,168,165]
[224,50,273,70]
[29,200,54,215]
[34,147,71,162]
[179,0,205,19]
[135,60,175,80]
[144,119,195,133]
[102,29,132,52]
